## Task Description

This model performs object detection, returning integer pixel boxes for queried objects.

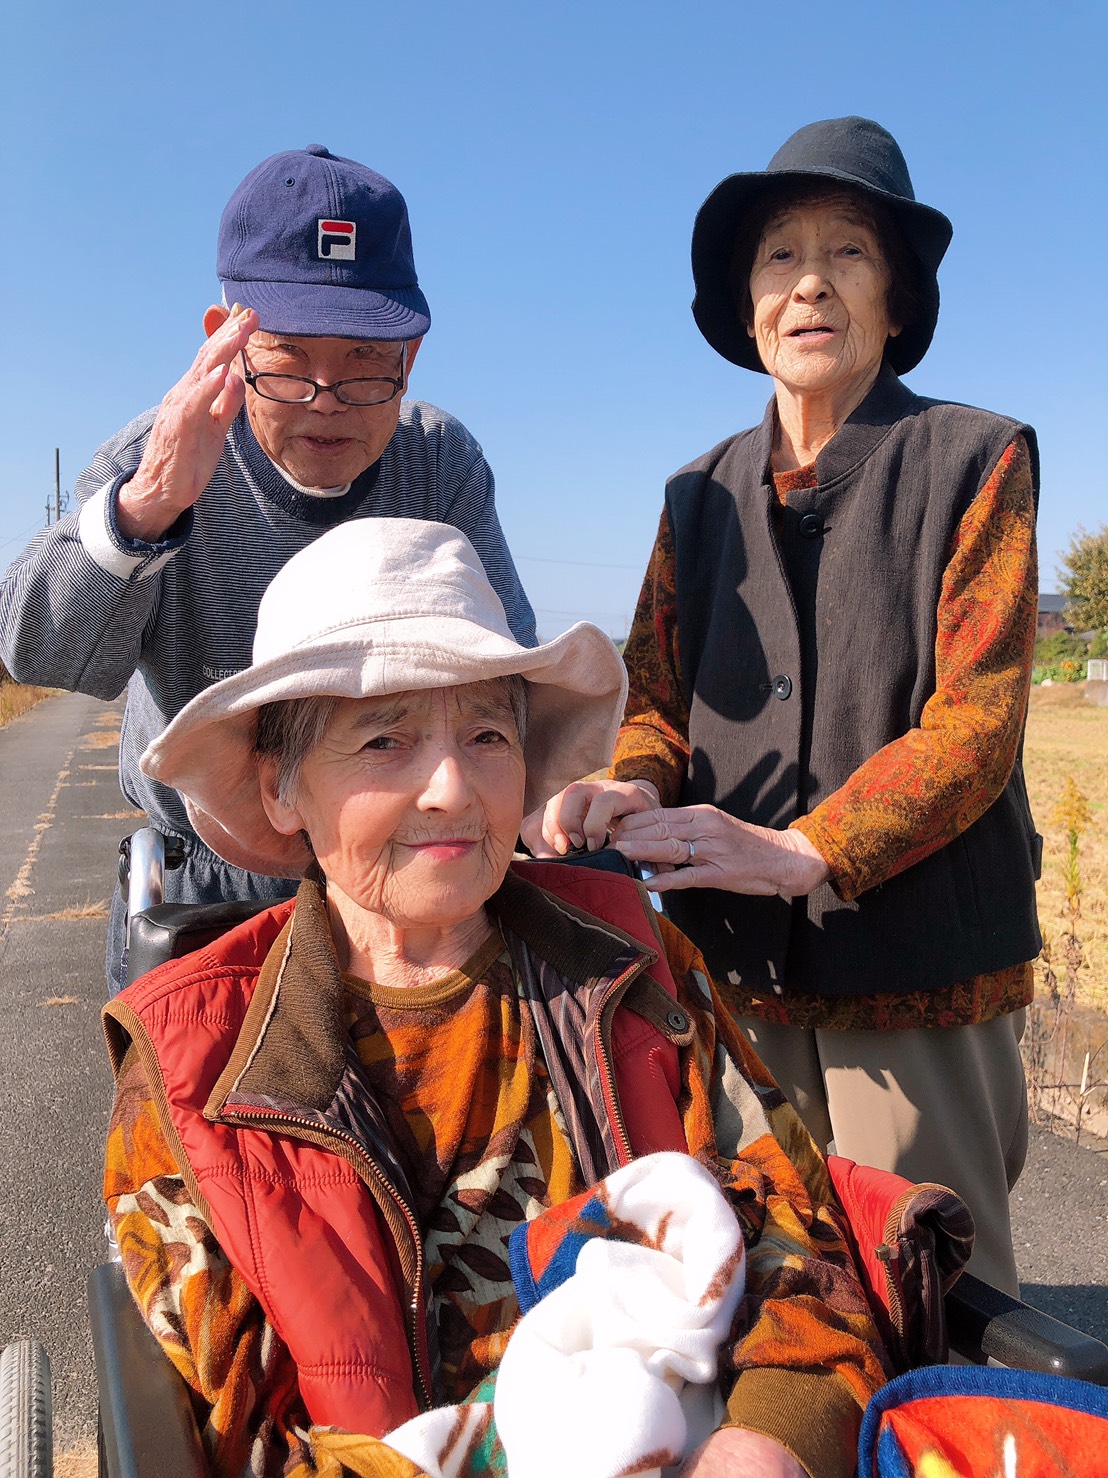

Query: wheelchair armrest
[126,900,276,985]
[946,1271,1108,1384]
[88,1261,209,1478]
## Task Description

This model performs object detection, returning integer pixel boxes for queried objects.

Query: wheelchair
[5,827,1107,1478]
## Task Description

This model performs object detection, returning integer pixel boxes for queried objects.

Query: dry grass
[80,730,120,750]
[1025,683,1108,1013]
[54,1444,97,1478]
[0,680,55,727]
[32,900,111,921]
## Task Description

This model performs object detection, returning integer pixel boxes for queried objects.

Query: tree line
[1036,524,1108,683]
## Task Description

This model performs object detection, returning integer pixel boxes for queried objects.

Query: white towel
[385,1152,746,1478]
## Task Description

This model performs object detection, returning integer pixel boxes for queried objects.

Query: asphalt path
[0,690,141,1453]
[1010,1122,1108,1336]
[0,691,1105,1462]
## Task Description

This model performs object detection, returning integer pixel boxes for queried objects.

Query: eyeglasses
[240,343,407,406]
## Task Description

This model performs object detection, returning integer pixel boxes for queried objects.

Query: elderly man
[0,145,535,991]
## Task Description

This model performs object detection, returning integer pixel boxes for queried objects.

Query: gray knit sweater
[0,400,536,865]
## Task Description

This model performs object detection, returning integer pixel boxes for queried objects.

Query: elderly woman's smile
[258,680,527,975]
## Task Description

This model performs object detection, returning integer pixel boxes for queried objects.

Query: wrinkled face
[259,682,526,933]
[747,195,899,400]
[243,332,418,488]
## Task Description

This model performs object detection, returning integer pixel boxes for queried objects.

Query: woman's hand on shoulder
[678,1428,807,1478]
[612,804,831,897]
[520,778,660,857]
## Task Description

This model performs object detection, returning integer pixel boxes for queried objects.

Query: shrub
[1089,629,1108,659]
[1032,630,1089,683]
[1033,660,1088,685]
[1034,630,1088,666]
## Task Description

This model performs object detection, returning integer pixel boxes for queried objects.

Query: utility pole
[55,448,61,524]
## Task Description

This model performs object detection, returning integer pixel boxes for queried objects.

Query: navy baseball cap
[217,145,431,340]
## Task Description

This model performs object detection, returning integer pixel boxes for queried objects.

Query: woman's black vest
[663,367,1042,999]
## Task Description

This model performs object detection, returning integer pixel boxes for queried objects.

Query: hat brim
[141,617,628,878]
[690,167,952,375]
[223,277,431,340]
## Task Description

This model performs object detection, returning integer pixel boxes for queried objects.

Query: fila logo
[318,219,356,260]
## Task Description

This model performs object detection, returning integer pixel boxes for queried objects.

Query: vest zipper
[219,1103,435,1411]
[593,961,650,1167]
[876,1188,915,1365]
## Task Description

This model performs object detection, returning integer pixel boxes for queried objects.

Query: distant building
[1037,593,1070,637]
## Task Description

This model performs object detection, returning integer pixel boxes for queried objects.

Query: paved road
[0,690,141,1452]
[1010,1123,1108,1335]
[0,691,1105,1461]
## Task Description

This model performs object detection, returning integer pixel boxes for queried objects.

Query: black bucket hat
[691,116,953,375]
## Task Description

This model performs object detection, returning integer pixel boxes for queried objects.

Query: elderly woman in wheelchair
[101,518,897,1478]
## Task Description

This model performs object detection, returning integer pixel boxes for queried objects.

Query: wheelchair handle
[125,828,166,921]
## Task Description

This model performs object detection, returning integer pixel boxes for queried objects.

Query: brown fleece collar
[205,865,657,1118]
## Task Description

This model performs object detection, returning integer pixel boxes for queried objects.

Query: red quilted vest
[105,864,689,1437]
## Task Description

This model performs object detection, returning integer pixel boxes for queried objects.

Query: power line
[534,607,629,621]
[0,519,46,553]
[516,554,644,571]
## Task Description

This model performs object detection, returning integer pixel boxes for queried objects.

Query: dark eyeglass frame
[239,342,407,406]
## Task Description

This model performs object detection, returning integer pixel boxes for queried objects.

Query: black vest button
[798,513,825,539]
[772,674,793,700]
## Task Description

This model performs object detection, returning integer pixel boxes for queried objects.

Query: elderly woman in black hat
[526,117,1040,1296]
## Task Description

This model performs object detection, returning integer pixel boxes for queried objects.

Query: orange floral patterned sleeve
[792,436,1037,902]
[610,508,690,805]
[104,1048,316,1478]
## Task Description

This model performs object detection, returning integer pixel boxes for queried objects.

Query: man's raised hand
[115,305,256,543]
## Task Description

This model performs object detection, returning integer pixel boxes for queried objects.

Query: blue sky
[2,0,1104,640]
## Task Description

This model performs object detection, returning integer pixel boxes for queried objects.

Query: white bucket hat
[141,519,628,879]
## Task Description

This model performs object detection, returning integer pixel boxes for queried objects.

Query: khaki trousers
[736,1012,1029,1296]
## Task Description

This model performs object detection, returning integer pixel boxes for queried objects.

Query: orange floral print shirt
[611,436,1038,1031]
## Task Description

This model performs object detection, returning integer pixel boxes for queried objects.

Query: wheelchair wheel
[0,1339,52,1477]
